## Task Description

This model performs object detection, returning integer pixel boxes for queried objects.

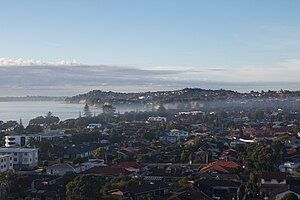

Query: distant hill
[65,88,300,106]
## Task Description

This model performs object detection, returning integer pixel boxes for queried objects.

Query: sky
[0,0,300,96]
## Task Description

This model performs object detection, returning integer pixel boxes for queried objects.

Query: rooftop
[0,147,38,153]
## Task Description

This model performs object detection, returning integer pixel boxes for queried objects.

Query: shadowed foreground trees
[281,193,299,200]
[66,175,104,199]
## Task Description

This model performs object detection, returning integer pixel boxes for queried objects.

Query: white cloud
[149,59,300,83]
[0,57,299,96]
[0,57,80,66]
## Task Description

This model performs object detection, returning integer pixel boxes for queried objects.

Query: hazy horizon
[1,1,300,96]
[0,62,300,97]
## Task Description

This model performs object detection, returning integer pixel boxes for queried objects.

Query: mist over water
[0,101,148,126]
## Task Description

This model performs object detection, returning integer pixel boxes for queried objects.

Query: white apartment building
[0,154,13,172]
[0,148,38,169]
[5,135,32,147]
[5,131,69,147]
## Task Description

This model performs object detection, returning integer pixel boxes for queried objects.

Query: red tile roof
[200,160,239,173]
[262,172,286,180]
[116,162,145,169]
[83,166,129,177]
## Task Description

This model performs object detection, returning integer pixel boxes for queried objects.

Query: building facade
[0,154,14,172]
[0,148,38,169]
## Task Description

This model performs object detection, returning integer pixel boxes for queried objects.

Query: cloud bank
[0,58,299,96]
[0,57,79,66]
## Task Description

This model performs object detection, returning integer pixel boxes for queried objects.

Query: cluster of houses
[0,106,299,199]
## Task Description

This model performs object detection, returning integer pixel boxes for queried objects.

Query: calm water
[0,101,146,126]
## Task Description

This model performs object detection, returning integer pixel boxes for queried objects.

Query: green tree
[189,153,194,164]
[157,103,167,116]
[146,193,154,200]
[194,137,201,147]
[281,193,299,200]
[29,113,59,126]
[73,157,87,165]
[105,174,136,191]
[66,175,104,199]
[58,172,77,187]
[0,171,14,188]
[93,148,105,159]
[180,150,189,163]
[83,104,92,117]
[178,177,189,187]
[14,124,25,134]
[109,128,120,143]
[244,172,261,198]
[25,124,43,134]
[46,111,53,118]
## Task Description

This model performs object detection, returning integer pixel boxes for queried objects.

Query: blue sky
[0,0,300,95]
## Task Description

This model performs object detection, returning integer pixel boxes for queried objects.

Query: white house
[147,117,167,122]
[45,163,77,176]
[5,131,70,147]
[178,111,204,115]
[167,129,189,138]
[159,130,189,143]
[46,159,106,176]
[0,154,13,173]
[0,148,38,169]
[261,172,287,194]
[87,123,102,129]
[279,162,300,175]
[5,135,32,147]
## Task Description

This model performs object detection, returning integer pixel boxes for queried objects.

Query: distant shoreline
[0,96,67,102]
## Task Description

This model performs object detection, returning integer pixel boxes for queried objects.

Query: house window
[14,158,17,162]
[14,153,17,156]
[24,153,28,156]
[264,179,271,182]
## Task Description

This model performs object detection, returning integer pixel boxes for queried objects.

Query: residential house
[5,131,69,147]
[200,160,239,174]
[147,117,167,122]
[0,154,13,172]
[261,172,287,194]
[83,165,130,177]
[0,147,38,169]
[63,144,97,159]
[46,159,106,176]
[160,129,190,144]
[143,166,188,182]
[195,178,240,199]
[279,162,300,175]
[87,123,102,130]
[110,181,170,200]
[168,184,213,200]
